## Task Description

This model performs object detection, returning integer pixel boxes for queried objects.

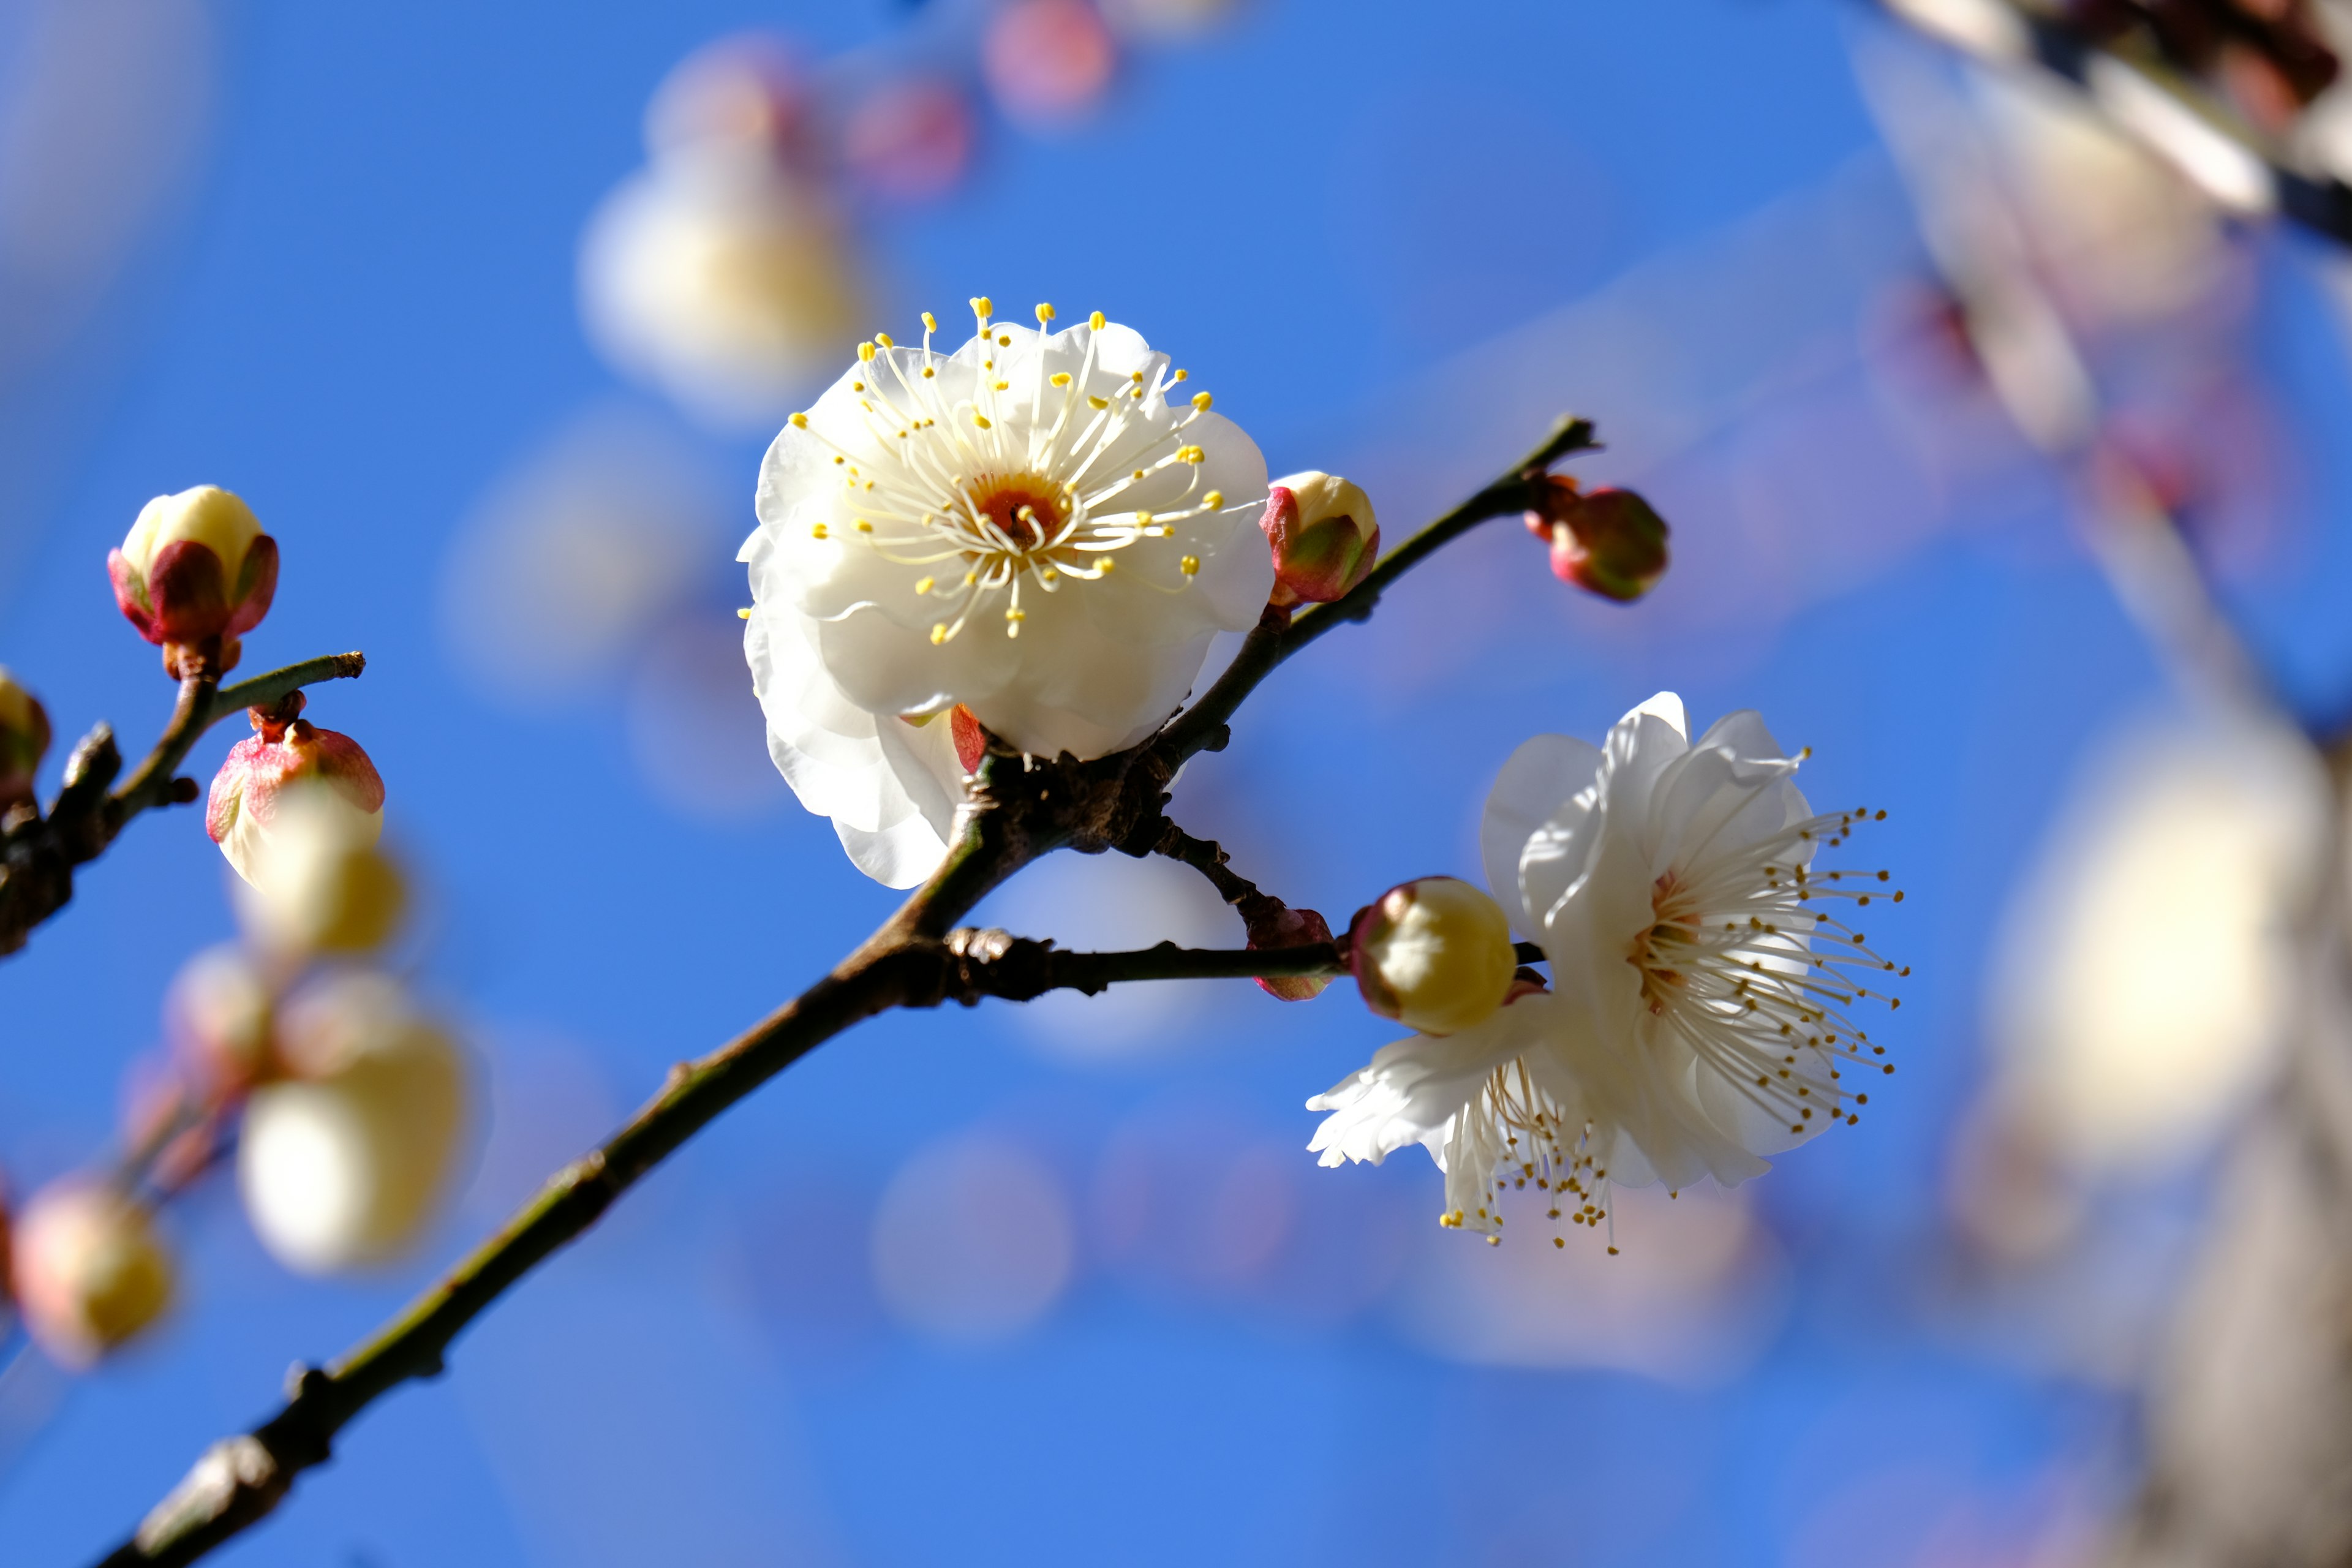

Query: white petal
[1482,734,1601,938]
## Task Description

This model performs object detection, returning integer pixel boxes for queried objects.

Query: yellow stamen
[1203,490,1224,508]
[914,576,935,595]
[811,522,829,540]
[930,623,949,644]
[1050,372,1071,387]
[1180,555,1200,576]
[921,311,938,333]
[1035,303,1055,324]
[1191,391,1212,412]
[736,607,753,619]
[1088,311,1106,330]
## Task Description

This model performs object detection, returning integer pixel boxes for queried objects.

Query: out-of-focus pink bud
[240,973,467,1274]
[1348,876,1517,1036]
[1523,478,1669,603]
[0,665,50,812]
[1245,904,1335,1002]
[107,486,279,677]
[842,75,976,203]
[645,32,815,175]
[207,704,385,888]
[11,1180,175,1367]
[982,0,1117,128]
[166,945,277,1098]
[1261,472,1379,608]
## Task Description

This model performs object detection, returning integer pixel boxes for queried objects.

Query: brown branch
[93,419,1598,1566]
[0,652,365,960]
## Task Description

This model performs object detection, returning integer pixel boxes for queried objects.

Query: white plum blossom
[742,300,1274,886]
[1310,693,1905,1245]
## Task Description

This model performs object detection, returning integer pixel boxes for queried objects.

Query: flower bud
[1246,904,1336,1002]
[208,710,385,886]
[107,486,279,676]
[0,665,50,812]
[232,788,406,959]
[11,1181,174,1367]
[1261,472,1379,608]
[1523,479,1668,603]
[1348,876,1517,1036]
[239,974,467,1275]
[166,944,276,1098]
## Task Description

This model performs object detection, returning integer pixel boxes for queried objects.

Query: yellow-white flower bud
[10,1182,175,1367]
[232,787,405,959]
[1348,876,1517,1036]
[238,974,467,1275]
[166,944,277,1098]
[107,486,279,675]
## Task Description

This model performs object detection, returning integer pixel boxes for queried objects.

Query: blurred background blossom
[10,0,2352,1564]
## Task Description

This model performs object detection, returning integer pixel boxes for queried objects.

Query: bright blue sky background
[3,0,2348,1562]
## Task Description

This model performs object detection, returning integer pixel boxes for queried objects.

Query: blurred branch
[0,652,366,960]
[96,425,1589,1566]
[1865,0,2352,243]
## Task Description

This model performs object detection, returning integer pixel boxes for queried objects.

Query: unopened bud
[0,665,50,811]
[208,713,385,886]
[11,1181,174,1366]
[1261,472,1379,608]
[239,974,467,1274]
[166,945,276,1098]
[107,486,279,677]
[1348,876,1517,1036]
[232,790,406,959]
[1523,479,1668,603]
[1245,904,1335,1002]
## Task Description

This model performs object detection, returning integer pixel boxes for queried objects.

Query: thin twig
[94,421,1597,1567]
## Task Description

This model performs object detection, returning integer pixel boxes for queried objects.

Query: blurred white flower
[239,973,467,1274]
[741,303,1272,886]
[9,1180,174,1368]
[869,1133,1074,1344]
[580,159,861,429]
[440,406,729,704]
[232,787,405,960]
[1098,0,1245,40]
[1987,714,2328,1174]
[1311,693,1904,1239]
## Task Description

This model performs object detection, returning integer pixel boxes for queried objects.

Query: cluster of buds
[0,665,50,815]
[1523,477,1670,603]
[1346,876,1519,1036]
[107,486,279,679]
[2065,0,2337,130]
[1260,471,1380,609]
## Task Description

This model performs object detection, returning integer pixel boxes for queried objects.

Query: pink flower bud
[207,711,385,888]
[982,0,1117,127]
[1523,478,1669,603]
[1260,472,1379,608]
[107,486,280,677]
[1348,876,1517,1036]
[166,945,277,1099]
[11,1180,174,1367]
[0,665,50,812]
[1245,905,1335,1002]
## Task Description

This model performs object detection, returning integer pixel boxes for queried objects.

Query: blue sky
[2,0,2345,1562]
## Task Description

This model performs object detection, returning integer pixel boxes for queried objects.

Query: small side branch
[0,652,365,960]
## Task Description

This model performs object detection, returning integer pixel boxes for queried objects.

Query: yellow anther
[1180,555,1200,576]
[1050,372,1072,387]
[994,380,1009,391]
[832,455,845,466]
[1096,557,1117,575]
[1088,395,1109,409]
[1006,606,1027,621]
[1088,311,1106,330]
[858,342,876,363]
[922,366,937,379]
[1202,490,1224,509]
[1130,371,1145,383]
[1035,303,1055,324]
[852,381,864,392]
[790,412,809,428]
[854,519,874,533]
[972,296,992,320]
[1041,567,1060,583]
[1191,391,1212,412]
[930,623,949,645]
[1176,445,1205,464]
[1132,469,1145,481]
[1174,368,1189,381]
[964,570,978,585]
[811,522,829,540]
[736,606,753,619]
[997,333,1010,347]
[1134,510,1154,526]
[974,413,993,429]
[876,332,895,348]
[914,576,935,595]
[922,311,938,333]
